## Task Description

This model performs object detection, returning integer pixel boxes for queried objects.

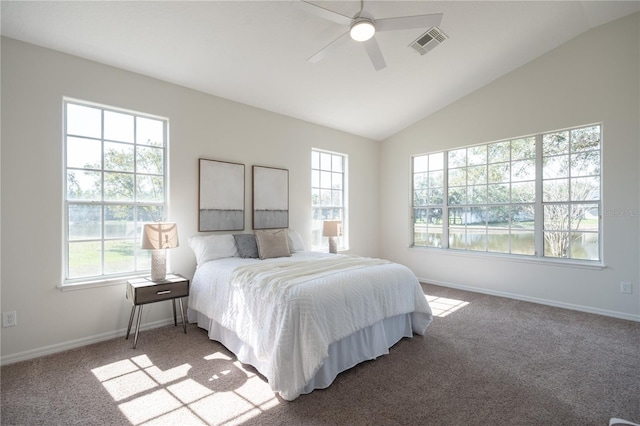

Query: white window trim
[61,98,170,287]
[408,245,606,270]
[311,148,348,251]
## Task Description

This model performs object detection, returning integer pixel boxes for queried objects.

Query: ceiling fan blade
[376,13,443,32]
[307,30,351,64]
[363,36,386,71]
[296,1,353,26]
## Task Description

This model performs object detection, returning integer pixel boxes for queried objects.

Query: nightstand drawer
[134,280,189,304]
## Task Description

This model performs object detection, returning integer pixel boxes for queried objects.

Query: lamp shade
[322,220,343,237]
[141,222,179,250]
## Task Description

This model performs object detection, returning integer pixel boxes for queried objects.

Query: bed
[186,230,433,401]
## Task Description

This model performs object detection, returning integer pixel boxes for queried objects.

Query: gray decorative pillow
[254,229,291,260]
[233,234,259,259]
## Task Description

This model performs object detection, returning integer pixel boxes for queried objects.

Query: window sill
[58,273,150,292]
[408,246,606,270]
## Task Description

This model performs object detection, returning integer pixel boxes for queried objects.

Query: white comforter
[188,252,432,400]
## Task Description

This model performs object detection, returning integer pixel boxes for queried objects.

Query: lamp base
[150,249,167,281]
[328,237,337,254]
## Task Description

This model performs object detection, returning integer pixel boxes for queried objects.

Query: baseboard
[420,277,640,323]
[0,318,175,366]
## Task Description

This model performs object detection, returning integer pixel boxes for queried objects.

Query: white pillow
[188,234,239,266]
[287,229,306,252]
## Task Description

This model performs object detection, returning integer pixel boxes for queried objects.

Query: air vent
[409,27,448,56]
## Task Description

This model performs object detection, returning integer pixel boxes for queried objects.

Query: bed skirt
[188,308,414,400]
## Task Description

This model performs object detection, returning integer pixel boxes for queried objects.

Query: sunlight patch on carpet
[426,295,469,317]
[91,351,280,425]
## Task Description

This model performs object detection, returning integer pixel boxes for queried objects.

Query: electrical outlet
[621,282,633,294]
[2,311,17,327]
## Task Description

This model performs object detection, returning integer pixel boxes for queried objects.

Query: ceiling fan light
[350,19,375,42]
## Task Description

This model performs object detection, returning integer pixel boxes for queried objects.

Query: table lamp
[322,220,343,254]
[141,222,179,281]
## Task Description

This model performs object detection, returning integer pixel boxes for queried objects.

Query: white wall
[381,13,640,320]
[2,13,638,365]
[0,37,380,363]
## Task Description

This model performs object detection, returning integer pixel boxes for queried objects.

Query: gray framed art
[199,158,245,231]
[252,165,289,229]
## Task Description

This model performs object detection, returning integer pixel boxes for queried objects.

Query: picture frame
[199,158,245,232]
[252,165,289,229]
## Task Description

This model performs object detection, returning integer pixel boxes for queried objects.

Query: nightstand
[126,273,190,349]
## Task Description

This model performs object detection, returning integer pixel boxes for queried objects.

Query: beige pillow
[255,229,291,260]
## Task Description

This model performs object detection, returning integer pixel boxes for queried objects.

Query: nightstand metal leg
[178,298,187,334]
[133,305,143,349]
[172,299,177,326]
[126,305,136,340]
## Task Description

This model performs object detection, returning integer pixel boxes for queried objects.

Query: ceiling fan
[297,0,443,71]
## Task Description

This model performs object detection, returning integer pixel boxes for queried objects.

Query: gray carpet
[2,283,639,425]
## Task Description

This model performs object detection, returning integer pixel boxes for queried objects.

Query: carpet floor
[1,283,639,425]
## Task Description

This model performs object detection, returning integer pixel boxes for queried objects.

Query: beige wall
[380,13,640,320]
[0,37,379,363]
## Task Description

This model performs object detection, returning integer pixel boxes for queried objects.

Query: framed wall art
[199,158,245,232]
[252,165,289,229]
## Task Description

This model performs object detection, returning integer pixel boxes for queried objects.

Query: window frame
[411,123,602,265]
[311,148,348,251]
[62,98,169,286]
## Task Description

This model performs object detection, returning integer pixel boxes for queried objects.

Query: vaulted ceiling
[2,1,638,140]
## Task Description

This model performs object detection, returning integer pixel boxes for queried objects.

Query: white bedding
[188,251,432,400]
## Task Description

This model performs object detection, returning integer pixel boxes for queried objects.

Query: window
[311,149,347,250]
[542,125,601,260]
[412,124,601,262]
[412,152,445,248]
[64,99,168,283]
